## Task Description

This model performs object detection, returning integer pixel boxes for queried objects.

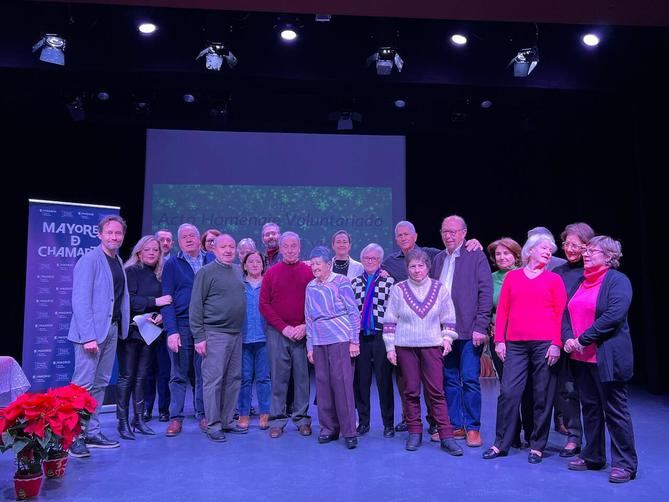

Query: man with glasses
[431,215,493,448]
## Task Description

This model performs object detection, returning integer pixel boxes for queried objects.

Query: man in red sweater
[259,231,314,438]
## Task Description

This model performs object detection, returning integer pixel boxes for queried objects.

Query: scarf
[361,270,381,335]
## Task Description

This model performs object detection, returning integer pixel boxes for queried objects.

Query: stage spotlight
[32,34,66,66]
[280,28,298,41]
[509,47,539,77]
[314,14,331,23]
[329,111,362,131]
[450,34,467,46]
[183,94,196,104]
[582,33,600,47]
[138,23,157,34]
[196,42,238,71]
[480,100,493,109]
[367,47,403,76]
[97,91,110,101]
[393,99,407,109]
[66,96,85,121]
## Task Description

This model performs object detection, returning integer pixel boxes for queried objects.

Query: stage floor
[2,379,667,501]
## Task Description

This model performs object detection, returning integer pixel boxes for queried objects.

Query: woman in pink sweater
[483,233,567,463]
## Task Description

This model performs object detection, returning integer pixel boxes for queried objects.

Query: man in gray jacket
[68,215,130,458]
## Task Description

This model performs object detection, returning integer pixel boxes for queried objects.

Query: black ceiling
[1,2,668,131]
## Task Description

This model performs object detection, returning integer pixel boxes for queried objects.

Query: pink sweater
[494,268,567,347]
[568,267,607,363]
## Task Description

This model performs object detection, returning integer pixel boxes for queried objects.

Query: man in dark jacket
[431,215,492,447]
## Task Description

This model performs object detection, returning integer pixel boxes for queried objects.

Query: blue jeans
[444,339,482,431]
[238,342,271,415]
[168,325,204,420]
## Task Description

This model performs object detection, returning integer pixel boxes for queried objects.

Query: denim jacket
[243,279,267,343]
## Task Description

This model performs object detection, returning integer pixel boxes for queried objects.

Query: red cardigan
[494,268,567,347]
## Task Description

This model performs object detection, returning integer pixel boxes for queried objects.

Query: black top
[126,263,162,342]
[553,260,584,296]
[105,253,126,324]
[332,259,350,276]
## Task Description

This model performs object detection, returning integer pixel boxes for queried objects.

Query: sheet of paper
[132,314,163,345]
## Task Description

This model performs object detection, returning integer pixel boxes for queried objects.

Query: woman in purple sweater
[305,246,361,449]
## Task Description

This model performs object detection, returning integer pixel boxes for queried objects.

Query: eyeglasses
[562,242,586,252]
[440,229,464,236]
[582,248,604,256]
[362,256,381,262]
[205,238,216,244]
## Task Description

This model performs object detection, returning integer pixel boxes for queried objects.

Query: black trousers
[354,333,394,428]
[491,338,534,444]
[571,360,638,472]
[117,337,156,414]
[494,341,559,452]
[555,356,583,445]
[144,333,171,415]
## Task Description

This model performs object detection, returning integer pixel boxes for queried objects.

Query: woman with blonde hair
[117,235,172,439]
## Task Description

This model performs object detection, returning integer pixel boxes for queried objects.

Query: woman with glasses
[201,228,222,253]
[483,233,566,463]
[552,223,596,457]
[562,236,638,483]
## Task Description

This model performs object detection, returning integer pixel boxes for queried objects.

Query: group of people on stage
[65,213,638,484]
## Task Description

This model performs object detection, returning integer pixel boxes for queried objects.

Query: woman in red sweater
[483,233,567,463]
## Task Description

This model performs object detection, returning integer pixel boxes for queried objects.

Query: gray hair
[443,214,467,230]
[589,235,623,269]
[521,233,557,264]
[213,234,235,247]
[527,226,555,239]
[309,246,333,263]
[395,220,416,236]
[177,223,200,239]
[405,248,431,271]
[360,243,384,262]
[237,238,257,252]
[278,231,300,246]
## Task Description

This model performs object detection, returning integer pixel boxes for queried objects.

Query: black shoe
[356,424,370,436]
[383,426,395,438]
[85,433,120,449]
[559,446,581,458]
[395,420,408,433]
[250,407,258,417]
[405,433,422,451]
[345,437,358,449]
[428,423,438,436]
[233,410,240,420]
[224,425,249,434]
[158,412,170,422]
[482,447,508,460]
[117,418,135,440]
[143,412,153,422]
[440,439,464,456]
[528,451,543,464]
[318,434,339,444]
[207,429,227,442]
[69,438,91,458]
[511,440,522,449]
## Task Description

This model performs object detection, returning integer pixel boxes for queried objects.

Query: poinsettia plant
[0,384,96,474]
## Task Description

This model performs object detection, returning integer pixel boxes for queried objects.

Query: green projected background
[152,184,395,259]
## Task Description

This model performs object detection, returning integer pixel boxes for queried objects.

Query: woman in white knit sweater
[383,248,463,455]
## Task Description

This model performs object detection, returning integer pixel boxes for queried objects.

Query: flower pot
[13,471,43,500]
[43,454,68,478]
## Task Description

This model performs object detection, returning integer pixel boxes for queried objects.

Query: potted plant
[1,384,97,496]
[0,393,51,499]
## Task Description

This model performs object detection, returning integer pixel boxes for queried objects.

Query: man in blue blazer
[431,215,492,447]
[68,215,130,457]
